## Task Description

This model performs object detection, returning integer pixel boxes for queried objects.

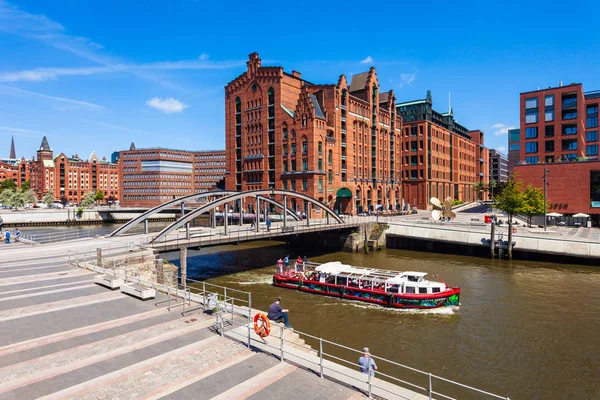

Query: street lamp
[542,168,550,231]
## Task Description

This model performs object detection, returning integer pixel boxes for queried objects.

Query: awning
[336,188,352,198]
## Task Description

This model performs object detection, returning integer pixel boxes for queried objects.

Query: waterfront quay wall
[0,209,175,227]
[386,222,600,265]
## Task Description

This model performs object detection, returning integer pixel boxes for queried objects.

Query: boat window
[407,276,419,282]
[432,287,440,293]
[419,287,428,294]
[406,286,415,294]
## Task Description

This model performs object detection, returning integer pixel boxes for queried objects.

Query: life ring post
[253,312,271,339]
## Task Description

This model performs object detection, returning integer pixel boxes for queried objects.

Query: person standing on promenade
[4,230,10,244]
[267,297,292,329]
[358,347,377,376]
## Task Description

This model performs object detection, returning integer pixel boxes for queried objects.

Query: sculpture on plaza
[429,197,456,221]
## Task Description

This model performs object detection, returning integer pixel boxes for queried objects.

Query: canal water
[161,241,600,400]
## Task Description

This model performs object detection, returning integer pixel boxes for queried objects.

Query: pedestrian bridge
[109,189,359,251]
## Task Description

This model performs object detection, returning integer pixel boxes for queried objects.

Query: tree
[0,179,17,195]
[42,190,55,207]
[9,190,25,209]
[522,185,547,227]
[0,188,14,207]
[81,191,96,208]
[21,180,31,191]
[21,189,37,205]
[94,190,105,203]
[489,179,498,200]
[493,177,526,260]
[473,182,485,200]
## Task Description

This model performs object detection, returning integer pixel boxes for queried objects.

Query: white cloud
[198,53,209,60]
[360,56,373,64]
[398,71,417,88]
[146,97,189,114]
[496,146,507,153]
[0,84,105,110]
[0,125,53,137]
[492,123,515,136]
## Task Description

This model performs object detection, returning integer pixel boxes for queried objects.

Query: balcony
[244,154,264,161]
[562,98,578,110]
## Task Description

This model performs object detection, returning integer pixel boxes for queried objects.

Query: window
[545,95,554,107]
[302,140,308,155]
[268,87,274,105]
[525,110,538,124]
[318,158,323,170]
[291,180,296,191]
[283,161,288,172]
[509,130,520,141]
[588,117,599,128]
[283,125,288,140]
[283,144,288,156]
[291,160,296,171]
[545,125,554,137]
[432,287,440,293]
[291,130,296,140]
[302,159,308,171]
[545,140,555,152]
[405,286,415,294]
[328,170,332,184]
[562,139,578,150]
[302,179,308,191]
[318,178,323,192]
[526,142,538,153]
[509,144,521,151]
[419,287,428,294]
[562,110,577,120]
[525,156,539,164]
[587,144,599,156]
[318,141,322,154]
[563,153,577,161]
[291,143,296,155]
[328,150,333,165]
[525,127,538,138]
[545,111,554,122]
[587,131,598,142]
[525,97,538,109]
[563,125,577,135]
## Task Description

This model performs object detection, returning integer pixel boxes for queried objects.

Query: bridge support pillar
[211,209,216,228]
[255,196,260,232]
[186,223,190,240]
[239,198,244,227]
[306,201,310,227]
[326,212,329,225]
[180,246,187,290]
[283,195,287,229]
[144,219,148,234]
[224,202,228,235]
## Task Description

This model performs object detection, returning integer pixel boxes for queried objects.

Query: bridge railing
[150,216,394,250]
[22,228,102,245]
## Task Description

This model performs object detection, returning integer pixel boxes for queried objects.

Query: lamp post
[542,168,549,231]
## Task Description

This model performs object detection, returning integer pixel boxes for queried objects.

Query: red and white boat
[273,261,460,309]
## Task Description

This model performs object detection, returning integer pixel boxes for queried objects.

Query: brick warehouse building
[1,137,30,187]
[119,144,225,207]
[513,82,600,224]
[396,92,489,207]
[224,53,488,215]
[29,137,119,204]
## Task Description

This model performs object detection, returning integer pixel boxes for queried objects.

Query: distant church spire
[129,142,136,151]
[39,136,51,151]
[9,136,16,159]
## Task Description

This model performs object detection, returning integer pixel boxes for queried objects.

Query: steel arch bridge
[110,189,343,239]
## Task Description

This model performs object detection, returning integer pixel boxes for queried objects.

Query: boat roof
[315,262,433,285]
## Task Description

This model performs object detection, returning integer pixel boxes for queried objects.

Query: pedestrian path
[0,257,379,399]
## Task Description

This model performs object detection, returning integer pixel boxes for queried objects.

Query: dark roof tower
[37,136,53,161]
[39,136,51,151]
[129,142,136,150]
[9,136,16,159]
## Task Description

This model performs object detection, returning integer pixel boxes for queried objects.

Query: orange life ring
[253,312,271,338]
[512,228,517,233]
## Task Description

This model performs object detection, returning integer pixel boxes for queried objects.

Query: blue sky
[1,0,600,161]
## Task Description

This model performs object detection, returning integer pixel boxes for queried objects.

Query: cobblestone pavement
[0,253,378,400]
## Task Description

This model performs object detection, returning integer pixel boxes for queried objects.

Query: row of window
[123,188,191,193]
[123,152,193,160]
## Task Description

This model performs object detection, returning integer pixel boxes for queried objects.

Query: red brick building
[396,94,490,208]
[30,136,119,204]
[514,161,600,226]
[119,144,226,207]
[1,136,31,188]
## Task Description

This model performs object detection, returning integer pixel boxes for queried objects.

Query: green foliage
[493,177,526,221]
[452,200,465,206]
[21,189,37,205]
[20,180,31,191]
[76,206,84,217]
[42,191,55,206]
[81,191,96,208]
[522,185,547,226]
[94,190,105,201]
[0,188,14,206]
[9,190,25,209]
[0,178,17,194]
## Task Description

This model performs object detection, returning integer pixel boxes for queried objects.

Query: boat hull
[273,275,460,309]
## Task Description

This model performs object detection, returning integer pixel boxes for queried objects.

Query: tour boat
[272,261,460,309]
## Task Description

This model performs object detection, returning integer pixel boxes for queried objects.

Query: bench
[121,283,156,300]
[94,274,124,290]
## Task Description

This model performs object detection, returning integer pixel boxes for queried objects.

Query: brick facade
[119,146,225,207]
[225,53,488,214]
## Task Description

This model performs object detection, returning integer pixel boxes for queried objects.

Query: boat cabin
[313,262,447,295]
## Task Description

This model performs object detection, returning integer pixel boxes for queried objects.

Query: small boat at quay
[273,261,460,309]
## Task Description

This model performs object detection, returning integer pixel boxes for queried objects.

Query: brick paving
[0,250,390,400]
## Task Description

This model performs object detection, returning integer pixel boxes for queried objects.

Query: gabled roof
[281,104,294,118]
[309,94,325,119]
[349,72,369,92]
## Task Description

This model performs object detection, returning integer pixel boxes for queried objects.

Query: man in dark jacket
[267,297,291,329]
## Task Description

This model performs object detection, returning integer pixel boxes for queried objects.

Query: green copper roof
[281,104,294,118]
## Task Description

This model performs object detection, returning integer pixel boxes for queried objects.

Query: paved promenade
[0,253,381,399]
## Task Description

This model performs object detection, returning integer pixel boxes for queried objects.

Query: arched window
[328,150,333,165]
[235,97,241,113]
[301,137,308,155]
[282,123,288,141]
[268,88,275,105]
[318,141,323,154]
[341,89,347,106]
[291,129,296,140]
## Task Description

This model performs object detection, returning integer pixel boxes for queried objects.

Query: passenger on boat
[284,255,289,267]
[296,256,303,270]
[276,258,284,274]
[302,255,308,265]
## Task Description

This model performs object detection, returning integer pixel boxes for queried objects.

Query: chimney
[292,70,301,78]
[560,81,563,87]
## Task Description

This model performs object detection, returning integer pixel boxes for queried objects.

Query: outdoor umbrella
[572,213,589,218]
[546,212,563,217]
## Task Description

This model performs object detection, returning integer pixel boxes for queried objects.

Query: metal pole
[319,338,324,378]
[429,372,433,400]
[306,201,310,227]
[255,196,260,233]
[283,195,287,229]
[224,202,228,235]
[247,292,252,348]
[543,169,548,232]
[239,198,243,227]
[144,219,148,234]
[490,219,495,259]
[280,325,284,362]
